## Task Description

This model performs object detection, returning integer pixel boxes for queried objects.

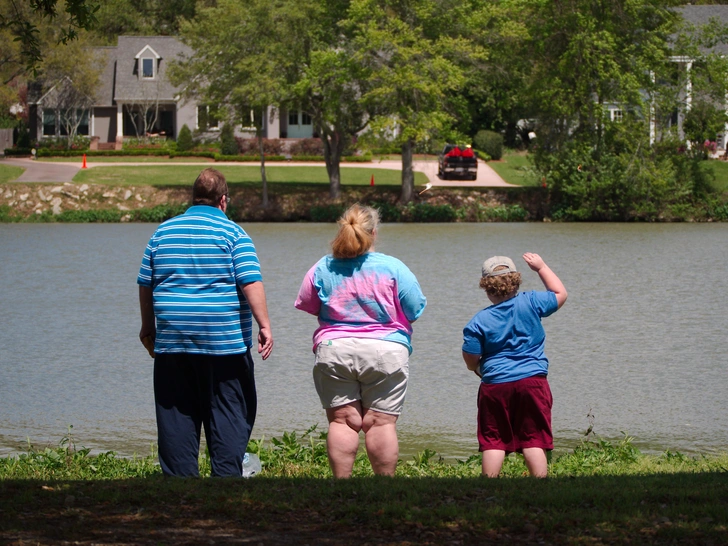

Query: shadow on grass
[2,472,726,545]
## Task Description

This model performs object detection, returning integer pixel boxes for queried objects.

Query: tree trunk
[258,130,268,209]
[400,139,415,204]
[322,130,345,199]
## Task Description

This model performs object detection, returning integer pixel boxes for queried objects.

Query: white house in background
[658,5,728,150]
[28,36,315,148]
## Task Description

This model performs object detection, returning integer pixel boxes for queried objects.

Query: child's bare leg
[522,447,548,477]
[481,450,506,477]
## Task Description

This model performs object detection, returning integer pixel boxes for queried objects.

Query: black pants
[154,351,257,477]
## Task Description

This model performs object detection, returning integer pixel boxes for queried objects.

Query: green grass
[0,164,24,183]
[701,159,728,192]
[488,150,540,186]
[72,165,427,186]
[1,429,727,544]
[38,156,216,163]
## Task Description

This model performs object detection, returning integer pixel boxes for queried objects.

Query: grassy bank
[488,151,541,187]
[1,430,727,544]
[0,164,24,183]
[70,165,425,187]
[0,182,536,223]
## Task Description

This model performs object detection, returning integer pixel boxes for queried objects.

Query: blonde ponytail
[331,204,379,259]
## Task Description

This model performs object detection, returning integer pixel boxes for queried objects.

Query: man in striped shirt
[138,168,273,477]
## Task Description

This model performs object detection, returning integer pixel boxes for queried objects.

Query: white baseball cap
[482,256,517,277]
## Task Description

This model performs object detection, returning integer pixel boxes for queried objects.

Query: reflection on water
[0,222,726,459]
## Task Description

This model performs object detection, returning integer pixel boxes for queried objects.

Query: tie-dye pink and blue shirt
[295,252,427,353]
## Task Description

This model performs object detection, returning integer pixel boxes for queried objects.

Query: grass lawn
[38,156,217,163]
[488,151,540,186]
[0,164,25,183]
[1,432,727,544]
[702,159,728,192]
[72,165,426,186]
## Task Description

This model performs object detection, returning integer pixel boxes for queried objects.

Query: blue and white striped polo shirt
[137,205,262,355]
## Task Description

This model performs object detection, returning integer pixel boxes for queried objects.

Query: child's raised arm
[523,253,567,309]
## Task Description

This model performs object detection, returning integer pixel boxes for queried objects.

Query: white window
[611,109,623,122]
[197,105,219,131]
[141,58,155,79]
[301,112,311,125]
[288,111,298,125]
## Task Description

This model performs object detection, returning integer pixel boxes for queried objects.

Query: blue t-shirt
[295,252,427,353]
[462,290,558,384]
[137,205,262,355]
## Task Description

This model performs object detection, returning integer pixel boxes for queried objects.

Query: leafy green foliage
[404,203,458,222]
[176,124,193,152]
[309,204,346,222]
[473,130,503,161]
[219,123,237,156]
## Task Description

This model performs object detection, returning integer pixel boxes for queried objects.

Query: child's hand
[523,252,546,271]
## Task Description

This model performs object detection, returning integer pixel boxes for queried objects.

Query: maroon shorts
[477,375,553,454]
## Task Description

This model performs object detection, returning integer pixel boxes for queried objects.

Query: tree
[170,0,289,208]
[172,0,371,201]
[0,0,99,72]
[347,0,469,203]
[37,35,103,147]
[176,123,192,151]
[122,78,162,141]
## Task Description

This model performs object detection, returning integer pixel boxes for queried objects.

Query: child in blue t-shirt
[462,253,567,478]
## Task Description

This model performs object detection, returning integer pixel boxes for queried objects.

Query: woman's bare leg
[522,447,548,477]
[361,409,399,476]
[482,450,506,477]
[325,402,363,478]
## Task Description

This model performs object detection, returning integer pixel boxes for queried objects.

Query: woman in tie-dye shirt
[295,204,427,478]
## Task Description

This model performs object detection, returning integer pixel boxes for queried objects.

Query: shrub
[220,123,238,156]
[310,204,346,222]
[473,130,503,160]
[371,201,402,222]
[176,124,193,152]
[236,138,284,155]
[405,203,458,222]
[289,138,324,156]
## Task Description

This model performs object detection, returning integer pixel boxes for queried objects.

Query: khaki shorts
[313,338,410,415]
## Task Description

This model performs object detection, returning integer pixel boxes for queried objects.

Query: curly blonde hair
[479,269,522,298]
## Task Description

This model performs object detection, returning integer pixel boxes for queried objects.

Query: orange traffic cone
[82,154,87,169]
[370,174,375,186]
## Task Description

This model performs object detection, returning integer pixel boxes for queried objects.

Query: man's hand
[242,281,274,360]
[257,325,273,360]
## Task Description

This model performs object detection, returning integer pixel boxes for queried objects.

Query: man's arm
[139,285,155,339]
[241,281,273,360]
[523,253,567,309]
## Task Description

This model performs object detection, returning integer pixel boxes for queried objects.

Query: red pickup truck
[437,144,478,180]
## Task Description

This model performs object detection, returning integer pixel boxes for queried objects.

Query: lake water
[0,222,726,460]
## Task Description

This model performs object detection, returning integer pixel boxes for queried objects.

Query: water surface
[0,222,726,459]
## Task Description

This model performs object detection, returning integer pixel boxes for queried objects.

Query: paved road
[1,157,515,187]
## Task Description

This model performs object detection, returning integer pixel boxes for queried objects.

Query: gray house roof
[676,5,728,55]
[111,36,192,103]
[29,36,193,107]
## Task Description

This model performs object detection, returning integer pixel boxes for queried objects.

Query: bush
[4,148,33,156]
[236,138,284,155]
[310,204,346,222]
[289,138,324,156]
[473,130,503,161]
[176,124,193,152]
[405,203,458,222]
[220,124,238,156]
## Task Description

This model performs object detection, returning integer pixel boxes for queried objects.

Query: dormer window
[135,45,161,80]
[141,57,155,79]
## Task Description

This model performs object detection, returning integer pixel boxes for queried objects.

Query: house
[28,36,315,147]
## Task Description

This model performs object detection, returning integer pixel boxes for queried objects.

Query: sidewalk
[1,157,516,187]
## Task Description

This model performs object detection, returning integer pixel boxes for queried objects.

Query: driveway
[1,157,515,187]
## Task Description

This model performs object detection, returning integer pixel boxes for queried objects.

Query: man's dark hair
[192,168,228,206]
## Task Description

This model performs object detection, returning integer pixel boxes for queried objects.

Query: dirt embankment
[0,183,546,222]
